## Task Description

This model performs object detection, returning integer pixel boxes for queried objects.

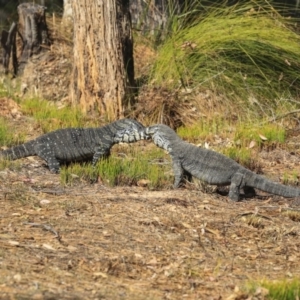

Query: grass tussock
[151,1,300,118]
[282,210,300,222]
[282,170,299,186]
[60,146,172,189]
[234,122,286,148]
[20,98,88,133]
[0,118,25,147]
[0,159,21,172]
[248,279,300,299]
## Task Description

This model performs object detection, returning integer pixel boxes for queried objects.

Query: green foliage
[151,1,300,115]
[0,159,21,172]
[177,117,285,144]
[21,98,87,133]
[0,118,24,147]
[282,170,299,186]
[234,123,286,147]
[248,279,300,299]
[177,118,227,142]
[222,146,253,168]
[60,147,172,189]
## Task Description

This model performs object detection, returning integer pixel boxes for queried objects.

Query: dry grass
[1,108,300,299]
[1,173,300,299]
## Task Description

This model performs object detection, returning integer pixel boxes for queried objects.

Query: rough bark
[130,0,181,35]
[62,0,72,22]
[1,22,17,75]
[70,0,134,119]
[17,3,50,73]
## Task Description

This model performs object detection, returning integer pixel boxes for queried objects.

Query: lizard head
[145,124,178,151]
[113,119,149,143]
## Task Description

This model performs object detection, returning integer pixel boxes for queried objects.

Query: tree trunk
[1,22,17,75]
[62,0,72,22]
[70,0,134,120]
[17,3,51,73]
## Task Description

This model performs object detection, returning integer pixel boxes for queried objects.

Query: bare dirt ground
[1,100,300,300]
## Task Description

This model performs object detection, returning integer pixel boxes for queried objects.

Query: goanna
[146,124,300,201]
[1,118,148,173]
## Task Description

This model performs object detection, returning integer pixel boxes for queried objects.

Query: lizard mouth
[145,127,155,136]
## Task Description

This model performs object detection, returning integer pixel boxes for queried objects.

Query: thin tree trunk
[70,0,134,120]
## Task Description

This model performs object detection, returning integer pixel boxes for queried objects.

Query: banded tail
[245,170,300,198]
[1,140,37,160]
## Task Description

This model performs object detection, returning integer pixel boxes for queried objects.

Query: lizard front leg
[228,171,245,201]
[172,157,185,188]
[92,146,110,166]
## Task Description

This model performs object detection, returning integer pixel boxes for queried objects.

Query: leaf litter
[1,103,300,299]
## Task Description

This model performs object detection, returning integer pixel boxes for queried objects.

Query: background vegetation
[149,0,300,124]
[1,1,300,298]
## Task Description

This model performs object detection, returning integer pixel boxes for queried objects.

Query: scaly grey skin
[1,119,148,173]
[146,124,300,201]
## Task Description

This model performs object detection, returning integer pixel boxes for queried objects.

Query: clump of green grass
[60,147,172,189]
[0,118,25,147]
[151,1,300,116]
[177,118,286,149]
[282,170,299,186]
[177,117,229,142]
[222,146,255,170]
[234,122,286,148]
[247,279,300,299]
[0,159,21,172]
[20,98,88,133]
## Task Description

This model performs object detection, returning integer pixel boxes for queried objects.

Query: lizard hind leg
[35,144,60,173]
[228,172,246,201]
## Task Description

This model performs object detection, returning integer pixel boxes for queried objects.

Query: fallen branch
[261,109,300,124]
[23,222,61,241]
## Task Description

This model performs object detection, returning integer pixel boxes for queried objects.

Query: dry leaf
[8,240,20,246]
[67,245,77,252]
[259,134,268,141]
[137,179,150,187]
[13,274,22,282]
[181,222,192,229]
[42,243,56,251]
[93,272,108,278]
[248,140,256,148]
[40,199,51,205]
[147,258,158,265]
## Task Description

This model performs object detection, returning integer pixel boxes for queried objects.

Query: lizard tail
[0,140,36,160]
[246,171,300,198]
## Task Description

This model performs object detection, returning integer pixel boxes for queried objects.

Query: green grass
[222,146,253,167]
[177,118,228,142]
[0,118,25,147]
[20,98,88,133]
[0,159,21,172]
[247,279,300,299]
[151,1,300,116]
[60,147,172,189]
[234,122,286,148]
[282,170,299,186]
[177,117,286,146]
